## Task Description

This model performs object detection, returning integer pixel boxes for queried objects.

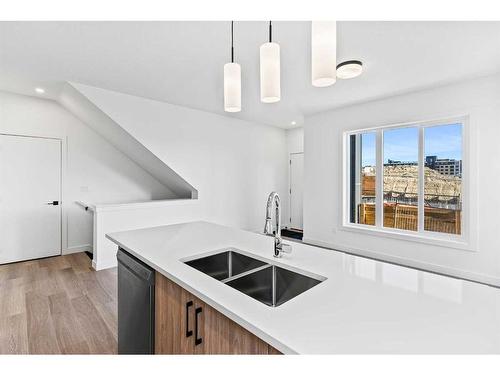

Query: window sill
[340,223,474,252]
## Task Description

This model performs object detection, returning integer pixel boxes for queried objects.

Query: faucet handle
[280,243,292,254]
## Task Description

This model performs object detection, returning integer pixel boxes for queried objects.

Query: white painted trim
[75,200,95,212]
[375,131,383,227]
[92,256,116,271]
[302,237,500,287]
[288,152,304,230]
[418,126,425,234]
[342,115,472,251]
[88,198,197,213]
[341,133,349,229]
[342,114,468,135]
[77,198,198,214]
[62,244,92,255]
[0,132,60,141]
[61,136,68,254]
[339,223,471,251]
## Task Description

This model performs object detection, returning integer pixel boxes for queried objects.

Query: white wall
[73,84,289,233]
[286,127,304,155]
[0,90,176,253]
[304,74,500,285]
[93,199,203,270]
[60,83,197,198]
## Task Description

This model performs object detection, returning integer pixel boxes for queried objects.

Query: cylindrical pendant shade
[311,21,337,87]
[260,42,281,103]
[224,62,241,112]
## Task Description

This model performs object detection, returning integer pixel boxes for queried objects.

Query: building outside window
[344,117,465,243]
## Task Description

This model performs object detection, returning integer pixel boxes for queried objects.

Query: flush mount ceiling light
[260,21,281,103]
[35,87,45,94]
[224,21,242,113]
[336,60,363,79]
[311,21,337,88]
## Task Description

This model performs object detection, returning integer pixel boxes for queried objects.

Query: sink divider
[220,264,272,284]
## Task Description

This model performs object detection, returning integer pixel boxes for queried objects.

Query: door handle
[185,301,193,337]
[194,306,203,346]
[46,201,59,205]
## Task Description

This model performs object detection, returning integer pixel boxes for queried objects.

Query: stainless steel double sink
[184,249,325,307]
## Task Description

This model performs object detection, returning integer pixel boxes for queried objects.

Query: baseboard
[92,259,116,271]
[62,244,93,255]
[303,237,500,288]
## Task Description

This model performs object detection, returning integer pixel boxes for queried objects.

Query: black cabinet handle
[195,306,203,346]
[46,201,59,205]
[185,301,193,337]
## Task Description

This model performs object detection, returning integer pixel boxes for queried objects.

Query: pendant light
[260,21,281,103]
[224,21,241,112]
[311,21,337,87]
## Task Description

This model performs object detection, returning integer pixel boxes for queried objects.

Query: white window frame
[342,115,472,251]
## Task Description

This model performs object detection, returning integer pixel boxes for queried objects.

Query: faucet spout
[263,192,291,258]
[264,192,280,236]
[264,218,273,235]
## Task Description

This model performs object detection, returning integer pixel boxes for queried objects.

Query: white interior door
[289,152,304,230]
[0,134,62,264]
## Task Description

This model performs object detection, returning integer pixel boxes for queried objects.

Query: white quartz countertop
[106,221,500,354]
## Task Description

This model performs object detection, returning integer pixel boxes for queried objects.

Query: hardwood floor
[0,253,117,354]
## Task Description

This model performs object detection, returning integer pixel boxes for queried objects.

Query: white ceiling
[1,21,500,128]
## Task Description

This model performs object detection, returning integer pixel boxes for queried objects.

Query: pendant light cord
[269,21,272,43]
[231,21,234,63]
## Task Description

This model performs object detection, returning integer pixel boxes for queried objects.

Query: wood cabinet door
[191,295,269,354]
[155,273,195,354]
[155,272,281,355]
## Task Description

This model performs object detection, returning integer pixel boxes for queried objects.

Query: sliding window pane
[349,132,376,225]
[424,124,462,235]
[383,127,419,231]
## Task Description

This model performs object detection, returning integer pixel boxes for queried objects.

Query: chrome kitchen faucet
[264,192,292,258]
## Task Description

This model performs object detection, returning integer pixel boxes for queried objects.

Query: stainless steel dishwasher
[117,248,155,354]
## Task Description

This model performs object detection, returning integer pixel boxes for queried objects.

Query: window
[424,124,462,235]
[383,127,419,231]
[345,117,466,244]
[348,132,376,226]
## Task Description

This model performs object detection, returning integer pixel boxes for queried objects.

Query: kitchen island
[107,221,500,354]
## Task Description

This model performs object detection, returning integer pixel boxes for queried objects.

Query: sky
[361,123,462,166]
